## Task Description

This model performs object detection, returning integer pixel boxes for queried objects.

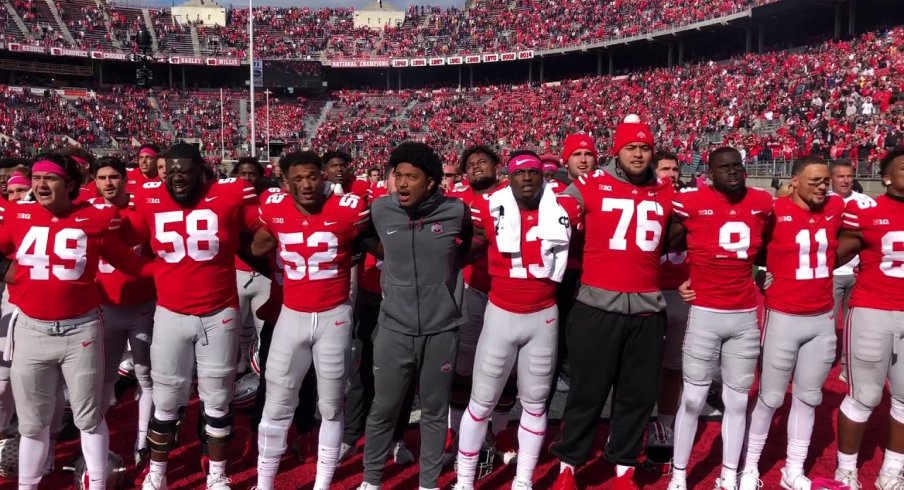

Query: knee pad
[450,374,472,409]
[466,400,493,422]
[840,396,873,424]
[891,398,904,425]
[203,409,234,445]
[494,380,518,413]
[317,399,342,421]
[721,385,748,414]
[148,417,182,453]
[757,387,786,410]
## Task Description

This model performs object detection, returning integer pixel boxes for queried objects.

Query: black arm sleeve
[355,219,383,260]
[458,202,474,259]
[238,231,273,279]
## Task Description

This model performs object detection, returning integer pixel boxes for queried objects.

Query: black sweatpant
[548,267,581,410]
[252,317,318,433]
[344,288,414,446]
[550,301,666,467]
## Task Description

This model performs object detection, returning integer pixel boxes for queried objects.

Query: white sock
[136,387,153,450]
[743,398,775,472]
[880,449,904,477]
[671,467,687,482]
[256,456,279,490]
[658,414,675,429]
[18,427,50,486]
[721,387,748,471]
[673,382,708,469]
[449,406,464,434]
[720,466,737,486]
[456,400,492,488]
[616,464,632,477]
[209,459,226,479]
[491,409,511,437]
[559,461,574,473]
[785,397,815,477]
[149,460,167,476]
[516,401,546,484]
[314,418,343,489]
[81,419,110,490]
[837,451,858,472]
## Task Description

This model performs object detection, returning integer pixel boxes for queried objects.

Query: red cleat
[613,467,639,490]
[552,467,577,490]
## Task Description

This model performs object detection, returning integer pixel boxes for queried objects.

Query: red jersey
[447,181,508,293]
[90,197,157,306]
[547,180,566,194]
[0,201,148,320]
[659,251,690,290]
[341,178,370,200]
[77,185,100,203]
[843,194,904,311]
[126,167,157,193]
[259,192,370,312]
[130,178,260,315]
[765,196,844,315]
[236,186,282,273]
[359,181,388,294]
[472,195,581,313]
[575,169,674,293]
[673,185,774,310]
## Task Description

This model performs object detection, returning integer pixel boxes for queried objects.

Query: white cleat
[739,468,762,490]
[339,441,357,462]
[392,440,415,465]
[834,468,860,489]
[714,476,738,490]
[500,449,517,466]
[667,477,688,490]
[511,480,533,490]
[356,483,382,490]
[141,473,168,490]
[875,471,904,490]
[206,474,232,490]
[449,484,473,490]
[779,468,811,490]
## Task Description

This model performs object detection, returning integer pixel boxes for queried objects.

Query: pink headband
[32,160,70,180]
[507,154,543,174]
[6,174,28,187]
[139,148,158,158]
[543,163,559,173]
[71,155,88,167]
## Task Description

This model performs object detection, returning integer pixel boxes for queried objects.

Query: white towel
[2,308,19,362]
[488,183,571,282]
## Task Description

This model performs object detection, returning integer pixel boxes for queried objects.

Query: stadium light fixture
[249,0,255,158]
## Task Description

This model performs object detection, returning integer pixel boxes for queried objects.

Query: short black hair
[91,156,128,178]
[232,157,264,177]
[654,150,678,167]
[33,152,82,199]
[880,147,904,177]
[165,143,204,166]
[459,145,499,174]
[830,160,854,174]
[280,151,322,177]
[0,157,30,170]
[708,147,741,166]
[367,166,382,176]
[792,155,828,176]
[388,141,442,189]
[322,150,353,165]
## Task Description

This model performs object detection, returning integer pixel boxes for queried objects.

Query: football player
[322,150,370,199]
[128,144,161,192]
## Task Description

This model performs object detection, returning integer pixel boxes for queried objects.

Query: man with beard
[130,143,261,490]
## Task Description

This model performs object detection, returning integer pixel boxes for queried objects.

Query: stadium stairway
[148,95,176,138]
[95,0,124,51]
[141,8,160,54]
[42,0,76,47]
[1,0,32,42]
[305,100,334,145]
[189,23,202,56]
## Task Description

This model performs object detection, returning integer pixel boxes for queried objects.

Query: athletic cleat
[875,472,904,490]
[834,468,860,489]
[141,472,167,490]
[552,467,577,490]
[666,478,688,490]
[778,468,811,490]
[714,476,738,489]
[500,449,517,467]
[739,468,762,490]
[206,474,232,490]
[134,447,149,468]
[355,483,381,490]
[450,483,473,490]
[613,467,639,490]
[511,480,533,490]
[392,440,414,465]
[556,376,570,393]
[339,442,357,462]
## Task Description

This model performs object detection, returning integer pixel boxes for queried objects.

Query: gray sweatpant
[363,326,458,489]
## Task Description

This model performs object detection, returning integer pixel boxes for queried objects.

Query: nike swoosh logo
[75,217,89,222]
[825,215,835,221]
[335,321,348,326]
[545,318,555,324]
[81,341,94,347]
[751,210,762,215]
[205,196,218,202]
[387,229,399,235]
[221,318,234,324]
[325,221,338,226]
